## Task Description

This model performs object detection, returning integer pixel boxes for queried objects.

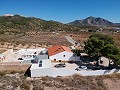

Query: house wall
[31,68,53,77]
[36,55,48,60]
[49,51,80,61]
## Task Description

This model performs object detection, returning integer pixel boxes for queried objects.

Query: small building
[48,45,80,61]
[0,54,5,62]
[99,57,109,67]
[30,59,52,77]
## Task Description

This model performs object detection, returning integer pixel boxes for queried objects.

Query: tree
[84,33,120,66]
[101,44,120,66]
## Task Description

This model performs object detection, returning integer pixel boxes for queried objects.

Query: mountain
[0,14,80,32]
[68,16,120,27]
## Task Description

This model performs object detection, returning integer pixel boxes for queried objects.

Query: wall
[31,68,120,77]
[77,69,120,76]
[0,63,31,72]
[31,68,53,77]
[50,51,79,61]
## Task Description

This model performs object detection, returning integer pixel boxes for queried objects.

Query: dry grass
[0,32,120,49]
[0,48,7,54]
[0,32,72,47]
[0,73,120,90]
[67,32,120,47]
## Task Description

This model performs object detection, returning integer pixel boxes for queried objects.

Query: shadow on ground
[24,65,31,77]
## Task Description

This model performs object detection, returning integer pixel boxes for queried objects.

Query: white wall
[49,51,80,61]
[31,68,53,77]
[77,69,120,76]
[31,68,120,77]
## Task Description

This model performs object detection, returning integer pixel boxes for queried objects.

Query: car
[54,63,66,68]
[18,58,23,60]
[75,66,87,71]
[91,66,105,70]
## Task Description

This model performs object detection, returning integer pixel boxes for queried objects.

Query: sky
[0,0,120,23]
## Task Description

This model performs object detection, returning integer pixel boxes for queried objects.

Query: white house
[48,45,80,61]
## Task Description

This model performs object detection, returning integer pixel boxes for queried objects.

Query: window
[63,55,65,57]
[39,60,42,67]
[39,63,42,67]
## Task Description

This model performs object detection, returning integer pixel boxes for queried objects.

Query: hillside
[0,73,120,90]
[68,16,120,27]
[0,14,81,32]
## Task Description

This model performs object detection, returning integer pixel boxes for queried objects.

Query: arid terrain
[0,32,72,48]
[0,1,120,90]
[0,32,120,50]
[0,73,120,90]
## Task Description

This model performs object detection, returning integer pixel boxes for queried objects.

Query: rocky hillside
[68,16,120,27]
[0,14,80,32]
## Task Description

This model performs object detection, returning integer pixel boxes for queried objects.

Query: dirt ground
[70,32,120,47]
[0,32,72,47]
[0,32,120,50]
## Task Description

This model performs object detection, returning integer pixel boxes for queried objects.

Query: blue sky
[0,0,120,23]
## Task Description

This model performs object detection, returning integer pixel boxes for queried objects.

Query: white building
[48,45,80,61]
[30,59,52,77]
[17,48,48,63]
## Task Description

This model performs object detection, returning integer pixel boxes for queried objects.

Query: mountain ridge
[0,14,120,33]
[68,16,120,27]
[0,14,81,32]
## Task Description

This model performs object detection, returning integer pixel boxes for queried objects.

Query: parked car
[54,63,66,68]
[18,58,23,60]
[75,66,87,71]
[92,66,105,70]
[105,66,120,70]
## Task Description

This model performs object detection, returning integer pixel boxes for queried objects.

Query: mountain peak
[68,16,116,27]
[86,16,94,19]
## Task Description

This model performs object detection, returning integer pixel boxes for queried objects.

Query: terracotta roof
[48,45,72,56]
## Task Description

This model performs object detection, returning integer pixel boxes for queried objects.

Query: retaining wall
[0,63,31,72]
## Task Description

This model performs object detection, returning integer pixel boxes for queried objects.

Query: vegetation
[72,49,84,56]
[0,14,83,32]
[1,73,120,90]
[84,33,120,66]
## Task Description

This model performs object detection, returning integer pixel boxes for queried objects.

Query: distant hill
[0,14,81,32]
[0,15,119,33]
[68,16,120,27]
